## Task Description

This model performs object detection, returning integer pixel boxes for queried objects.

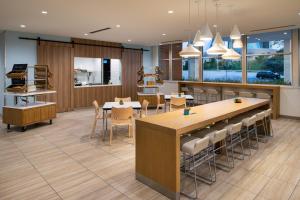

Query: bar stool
[181,136,212,199]
[239,91,254,98]
[207,88,219,103]
[264,108,274,137]
[255,111,268,143]
[181,87,190,95]
[208,129,231,180]
[241,115,259,155]
[223,90,236,100]
[193,87,206,105]
[225,122,244,168]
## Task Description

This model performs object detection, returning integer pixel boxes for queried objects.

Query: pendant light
[222,48,241,60]
[193,0,204,47]
[180,0,201,58]
[233,38,243,48]
[207,2,227,55]
[200,0,213,41]
[193,30,205,47]
[230,25,242,40]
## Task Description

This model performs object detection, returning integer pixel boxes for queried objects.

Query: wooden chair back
[170,97,186,111]
[114,97,131,102]
[92,100,100,116]
[111,107,133,121]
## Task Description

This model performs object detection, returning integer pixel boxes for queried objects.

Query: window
[203,37,242,83]
[246,30,292,85]
[74,57,121,86]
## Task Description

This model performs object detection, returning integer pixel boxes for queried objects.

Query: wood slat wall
[37,41,74,112]
[37,38,143,112]
[121,49,142,100]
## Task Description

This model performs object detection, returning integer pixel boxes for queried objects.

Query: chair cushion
[182,136,210,155]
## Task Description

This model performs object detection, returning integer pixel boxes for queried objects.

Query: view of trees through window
[246,30,292,85]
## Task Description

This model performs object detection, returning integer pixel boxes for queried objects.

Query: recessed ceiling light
[20,24,26,28]
[241,33,245,36]
[162,33,166,36]
[127,39,132,42]
[84,33,88,36]
[168,10,174,14]
[116,24,121,28]
[283,32,287,35]
[41,10,48,15]
[298,12,300,16]
[213,24,217,28]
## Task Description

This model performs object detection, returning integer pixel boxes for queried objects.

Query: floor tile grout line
[37,132,139,200]
[8,137,64,200]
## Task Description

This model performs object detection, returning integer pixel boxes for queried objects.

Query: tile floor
[0,108,300,200]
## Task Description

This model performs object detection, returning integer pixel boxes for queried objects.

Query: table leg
[102,109,105,141]
[105,110,108,139]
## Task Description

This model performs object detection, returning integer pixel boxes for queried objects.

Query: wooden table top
[137,98,270,135]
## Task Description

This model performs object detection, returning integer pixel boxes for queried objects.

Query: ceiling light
[84,33,88,36]
[200,24,213,41]
[179,44,201,58]
[230,25,242,40]
[162,33,166,36]
[247,36,250,39]
[233,39,243,48]
[127,39,132,42]
[213,24,217,28]
[283,32,287,35]
[222,48,241,60]
[193,30,205,47]
[41,10,48,15]
[116,24,121,28]
[298,12,300,16]
[207,32,227,55]
[20,24,26,28]
[168,10,174,14]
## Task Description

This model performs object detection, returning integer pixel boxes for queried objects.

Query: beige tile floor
[0,108,300,200]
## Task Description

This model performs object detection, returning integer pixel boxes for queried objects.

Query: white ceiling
[0,0,299,46]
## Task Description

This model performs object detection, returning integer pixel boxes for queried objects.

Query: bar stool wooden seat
[223,90,236,99]
[170,97,186,111]
[239,91,254,98]
[181,136,212,199]
[207,88,219,103]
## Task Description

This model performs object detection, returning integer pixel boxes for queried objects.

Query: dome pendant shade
[230,25,242,40]
[193,30,205,47]
[222,48,241,60]
[207,32,227,55]
[200,24,213,41]
[179,44,201,58]
[233,39,243,48]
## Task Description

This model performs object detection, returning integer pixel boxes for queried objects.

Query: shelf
[3,101,56,110]
[4,90,56,97]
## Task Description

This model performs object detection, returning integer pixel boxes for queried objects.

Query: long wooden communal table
[135,98,270,199]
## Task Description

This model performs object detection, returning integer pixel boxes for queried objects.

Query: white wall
[280,87,300,117]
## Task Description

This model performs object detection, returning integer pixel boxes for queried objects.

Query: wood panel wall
[37,41,74,112]
[121,49,142,100]
[37,38,143,112]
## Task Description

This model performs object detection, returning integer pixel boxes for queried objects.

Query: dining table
[102,101,141,140]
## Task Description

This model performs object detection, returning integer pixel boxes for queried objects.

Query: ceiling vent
[89,27,111,34]
[160,40,183,45]
[250,25,296,32]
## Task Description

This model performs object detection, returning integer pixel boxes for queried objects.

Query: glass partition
[74,57,121,86]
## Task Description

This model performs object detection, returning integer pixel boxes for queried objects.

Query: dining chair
[109,107,134,145]
[156,93,165,113]
[140,99,149,118]
[114,97,131,102]
[170,97,186,111]
[91,100,102,138]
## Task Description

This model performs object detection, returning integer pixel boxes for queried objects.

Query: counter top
[74,84,121,88]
